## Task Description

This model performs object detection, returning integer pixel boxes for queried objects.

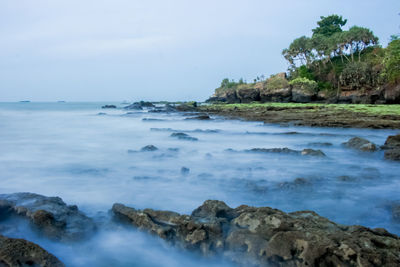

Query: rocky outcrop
[236,87,260,103]
[0,193,95,241]
[124,101,155,110]
[291,87,316,103]
[260,87,292,102]
[382,134,400,161]
[0,235,64,267]
[112,200,400,267]
[342,137,377,152]
[141,145,158,152]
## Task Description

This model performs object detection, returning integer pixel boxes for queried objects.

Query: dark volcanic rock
[101,105,116,109]
[170,132,198,141]
[141,145,158,152]
[342,137,377,152]
[0,234,64,267]
[112,200,400,267]
[307,142,333,147]
[0,193,95,241]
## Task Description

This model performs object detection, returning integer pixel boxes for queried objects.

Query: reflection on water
[0,102,399,266]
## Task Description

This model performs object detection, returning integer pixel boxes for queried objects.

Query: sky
[0,0,399,102]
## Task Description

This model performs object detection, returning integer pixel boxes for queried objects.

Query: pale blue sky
[0,0,399,101]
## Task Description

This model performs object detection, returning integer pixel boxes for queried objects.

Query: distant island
[207,15,400,104]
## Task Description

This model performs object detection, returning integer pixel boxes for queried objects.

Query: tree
[383,38,400,83]
[312,15,347,37]
[345,26,379,62]
[282,36,313,67]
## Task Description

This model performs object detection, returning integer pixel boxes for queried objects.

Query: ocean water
[0,102,399,266]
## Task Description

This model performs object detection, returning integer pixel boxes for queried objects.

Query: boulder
[123,103,143,110]
[0,234,64,267]
[382,134,400,150]
[342,137,377,152]
[384,149,400,161]
[206,89,239,103]
[291,87,316,103]
[384,83,400,104]
[112,200,400,267]
[0,193,95,241]
[185,115,211,120]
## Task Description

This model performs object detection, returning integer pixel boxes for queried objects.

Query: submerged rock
[180,167,190,175]
[141,145,158,152]
[247,148,326,157]
[112,200,400,267]
[170,132,198,141]
[123,103,143,110]
[0,234,64,267]
[0,193,95,241]
[385,149,400,161]
[343,137,377,152]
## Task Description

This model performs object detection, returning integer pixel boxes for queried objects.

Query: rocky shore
[1,191,400,266]
[195,103,400,129]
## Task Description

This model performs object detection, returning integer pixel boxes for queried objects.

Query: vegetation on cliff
[209,15,400,104]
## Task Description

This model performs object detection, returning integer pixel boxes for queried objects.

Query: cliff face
[207,74,400,104]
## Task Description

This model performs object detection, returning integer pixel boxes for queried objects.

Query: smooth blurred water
[0,102,399,266]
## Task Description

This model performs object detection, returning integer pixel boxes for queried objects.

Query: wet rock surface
[170,132,198,141]
[382,134,400,161]
[246,148,326,157]
[343,137,377,152]
[0,234,64,267]
[0,193,95,241]
[101,105,117,109]
[112,200,400,267]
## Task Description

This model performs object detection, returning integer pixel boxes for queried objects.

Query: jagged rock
[141,145,158,152]
[123,103,143,110]
[175,102,197,112]
[236,87,260,103]
[342,137,377,152]
[170,133,198,141]
[101,105,116,109]
[383,134,400,149]
[112,200,400,267]
[291,87,316,103]
[0,234,64,267]
[260,87,292,102]
[385,149,400,161]
[0,193,95,241]
[301,148,326,157]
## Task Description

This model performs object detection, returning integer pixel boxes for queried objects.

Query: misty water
[0,102,399,266]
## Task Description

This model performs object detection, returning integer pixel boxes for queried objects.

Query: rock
[247,148,325,157]
[384,149,400,161]
[112,200,400,267]
[206,90,238,103]
[342,137,377,152]
[170,132,198,141]
[384,83,400,104]
[101,105,116,109]
[0,234,64,267]
[307,142,333,147]
[185,115,211,120]
[301,148,326,157]
[260,87,292,102]
[247,147,300,154]
[0,193,95,241]
[291,87,316,103]
[175,102,197,112]
[97,112,107,115]
[141,145,158,152]
[383,134,400,149]
[123,103,143,110]
[392,204,400,222]
[180,167,190,175]
[236,87,260,103]
[278,177,311,189]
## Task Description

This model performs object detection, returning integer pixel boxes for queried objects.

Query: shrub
[289,77,318,92]
[339,61,374,90]
[266,73,289,90]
